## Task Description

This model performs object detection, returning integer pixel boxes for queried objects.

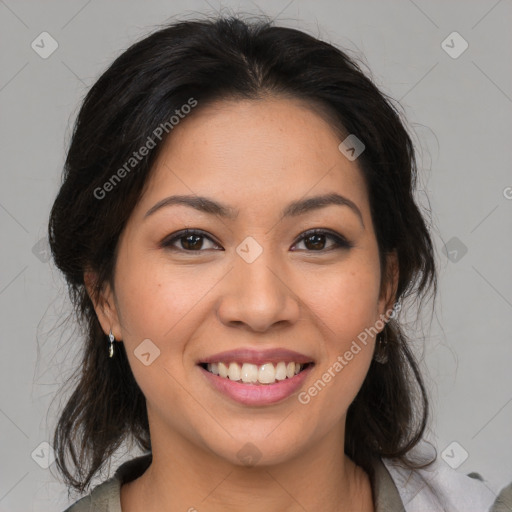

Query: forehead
[136,97,370,222]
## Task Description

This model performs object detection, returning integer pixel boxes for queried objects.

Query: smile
[198,362,315,406]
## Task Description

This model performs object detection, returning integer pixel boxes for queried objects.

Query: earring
[374,328,389,364]
[108,330,115,358]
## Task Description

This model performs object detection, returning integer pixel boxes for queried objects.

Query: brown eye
[161,228,353,253]
[292,229,353,252]
[180,233,204,250]
[161,229,221,252]
[304,233,327,250]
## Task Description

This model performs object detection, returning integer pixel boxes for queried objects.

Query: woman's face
[90,97,397,467]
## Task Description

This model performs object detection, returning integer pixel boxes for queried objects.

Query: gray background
[0,0,511,510]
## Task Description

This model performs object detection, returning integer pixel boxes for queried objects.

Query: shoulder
[61,476,120,512]
[61,453,152,512]
[492,480,512,511]
[382,440,512,512]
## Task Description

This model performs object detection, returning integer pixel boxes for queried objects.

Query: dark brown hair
[48,14,438,495]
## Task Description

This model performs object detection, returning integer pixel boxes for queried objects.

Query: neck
[121,421,374,512]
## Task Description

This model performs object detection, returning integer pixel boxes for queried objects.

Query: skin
[85,96,398,512]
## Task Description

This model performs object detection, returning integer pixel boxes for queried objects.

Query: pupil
[183,234,202,250]
[306,234,325,250]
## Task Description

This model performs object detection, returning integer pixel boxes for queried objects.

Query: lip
[199,363,314,406]
[198,348,314,366]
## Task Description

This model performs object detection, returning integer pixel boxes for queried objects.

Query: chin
[202,430,307,469]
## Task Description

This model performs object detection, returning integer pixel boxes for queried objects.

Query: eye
[160,229,222,252]
[291,229,353,252]
[160,228,353,253]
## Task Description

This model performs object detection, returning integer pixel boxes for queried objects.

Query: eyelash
[160,228,354,253]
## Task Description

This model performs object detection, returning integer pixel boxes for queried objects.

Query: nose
[216,248,301,333]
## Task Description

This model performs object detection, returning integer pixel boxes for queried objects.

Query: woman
[49,15,512,511]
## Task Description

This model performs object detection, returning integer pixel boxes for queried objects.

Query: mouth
[197,348,316,406]
[198,361,315,386]
[197,348,315,405]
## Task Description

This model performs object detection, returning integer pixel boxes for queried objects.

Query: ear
[84,270,123,341]
[377,250,399,320]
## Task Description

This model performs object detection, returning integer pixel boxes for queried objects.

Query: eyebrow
[144,192,364,227]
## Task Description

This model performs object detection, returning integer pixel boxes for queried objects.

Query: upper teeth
[206,361,304,384]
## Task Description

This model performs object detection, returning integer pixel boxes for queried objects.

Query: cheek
[113,259,200,413]
[305,260,382,343]
[113,250,227,394]
[114,248,206,340]
[296,260,380,411]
